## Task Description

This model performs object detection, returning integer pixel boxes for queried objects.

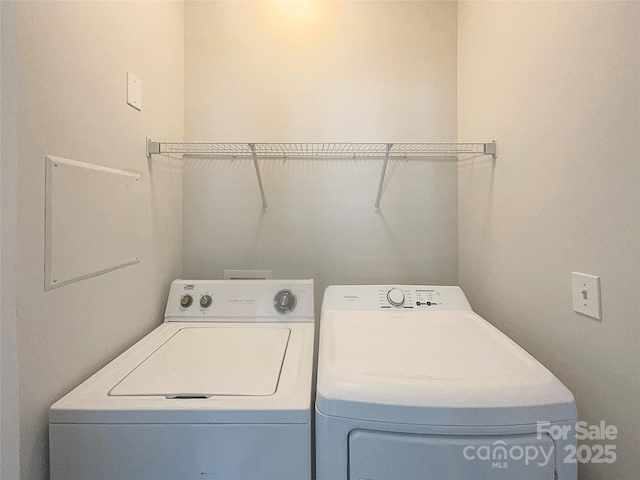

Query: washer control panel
[165,279,314,322]
[325,285,472,311]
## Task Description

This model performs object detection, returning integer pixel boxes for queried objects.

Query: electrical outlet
[572,272,601,320]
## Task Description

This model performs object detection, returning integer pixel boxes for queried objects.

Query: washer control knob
[274,290,296,314]
[200,295,212,308]
[180,295,193,308]
[387,288,405,307]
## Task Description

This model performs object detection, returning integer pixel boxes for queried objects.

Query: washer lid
[110,327,290,397]
[316,310,576,425]
[50,322,315,425]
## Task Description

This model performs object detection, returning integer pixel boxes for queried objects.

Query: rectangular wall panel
[44,155,140,290]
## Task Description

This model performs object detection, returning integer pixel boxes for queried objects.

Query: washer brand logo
[184,284,195,291]
[462,441,554,468]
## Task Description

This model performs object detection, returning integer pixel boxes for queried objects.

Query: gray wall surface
[1,2,20,478]
[458,2,640,479]
[10,2,185,478]
[183,1,460,310]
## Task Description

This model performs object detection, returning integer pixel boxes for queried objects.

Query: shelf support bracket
[374,143,393,212]
[484,141,497,159]
[249,143,268,213]
[146,138,161,159]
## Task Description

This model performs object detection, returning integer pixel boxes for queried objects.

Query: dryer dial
[274,290,296,314]
[387,288,405,307]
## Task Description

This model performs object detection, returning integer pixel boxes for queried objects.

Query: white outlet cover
[127,71,141,111]
[572,272,601,320]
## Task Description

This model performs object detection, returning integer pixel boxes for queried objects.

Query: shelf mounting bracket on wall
[249,143,268,213]
[375,144,393,212]
[484,141,497,157]
[146,137,161,159]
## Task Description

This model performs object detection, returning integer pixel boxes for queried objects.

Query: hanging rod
[147,140,496,159]
[146,139,497,212]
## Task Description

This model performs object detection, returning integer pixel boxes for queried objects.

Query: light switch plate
[127,72,141,111]
[572,272,601,320]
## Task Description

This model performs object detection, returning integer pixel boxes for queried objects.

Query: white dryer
[50,279,315,480]
[316,285,577,480]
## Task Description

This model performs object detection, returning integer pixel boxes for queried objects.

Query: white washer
[316,285,578,480]
[50,279,315,480]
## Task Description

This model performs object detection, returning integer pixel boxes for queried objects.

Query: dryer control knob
[274,290,296,314]
[387,288,405,307]
[200,295,212,308]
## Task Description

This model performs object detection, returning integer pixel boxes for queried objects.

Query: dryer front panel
[348,430,555,480]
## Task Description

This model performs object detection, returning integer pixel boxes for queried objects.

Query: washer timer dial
[387,288,405,307]
[274,290,296,314]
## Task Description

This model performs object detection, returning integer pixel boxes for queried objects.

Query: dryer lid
[110,327,290,398]
[326,311,536,380]
[316,310,576,425]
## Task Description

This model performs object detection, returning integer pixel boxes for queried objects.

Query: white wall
[1,2,21,478]
[13,2,184,478]
[183,1,459,303]
[6,2,637,479]
[458,2,639,479]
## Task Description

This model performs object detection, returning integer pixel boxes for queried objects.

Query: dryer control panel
[164,279,314,322]
[323,285,472,311]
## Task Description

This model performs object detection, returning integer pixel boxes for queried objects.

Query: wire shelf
[149,141,493,158]
[146,139,496,212]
